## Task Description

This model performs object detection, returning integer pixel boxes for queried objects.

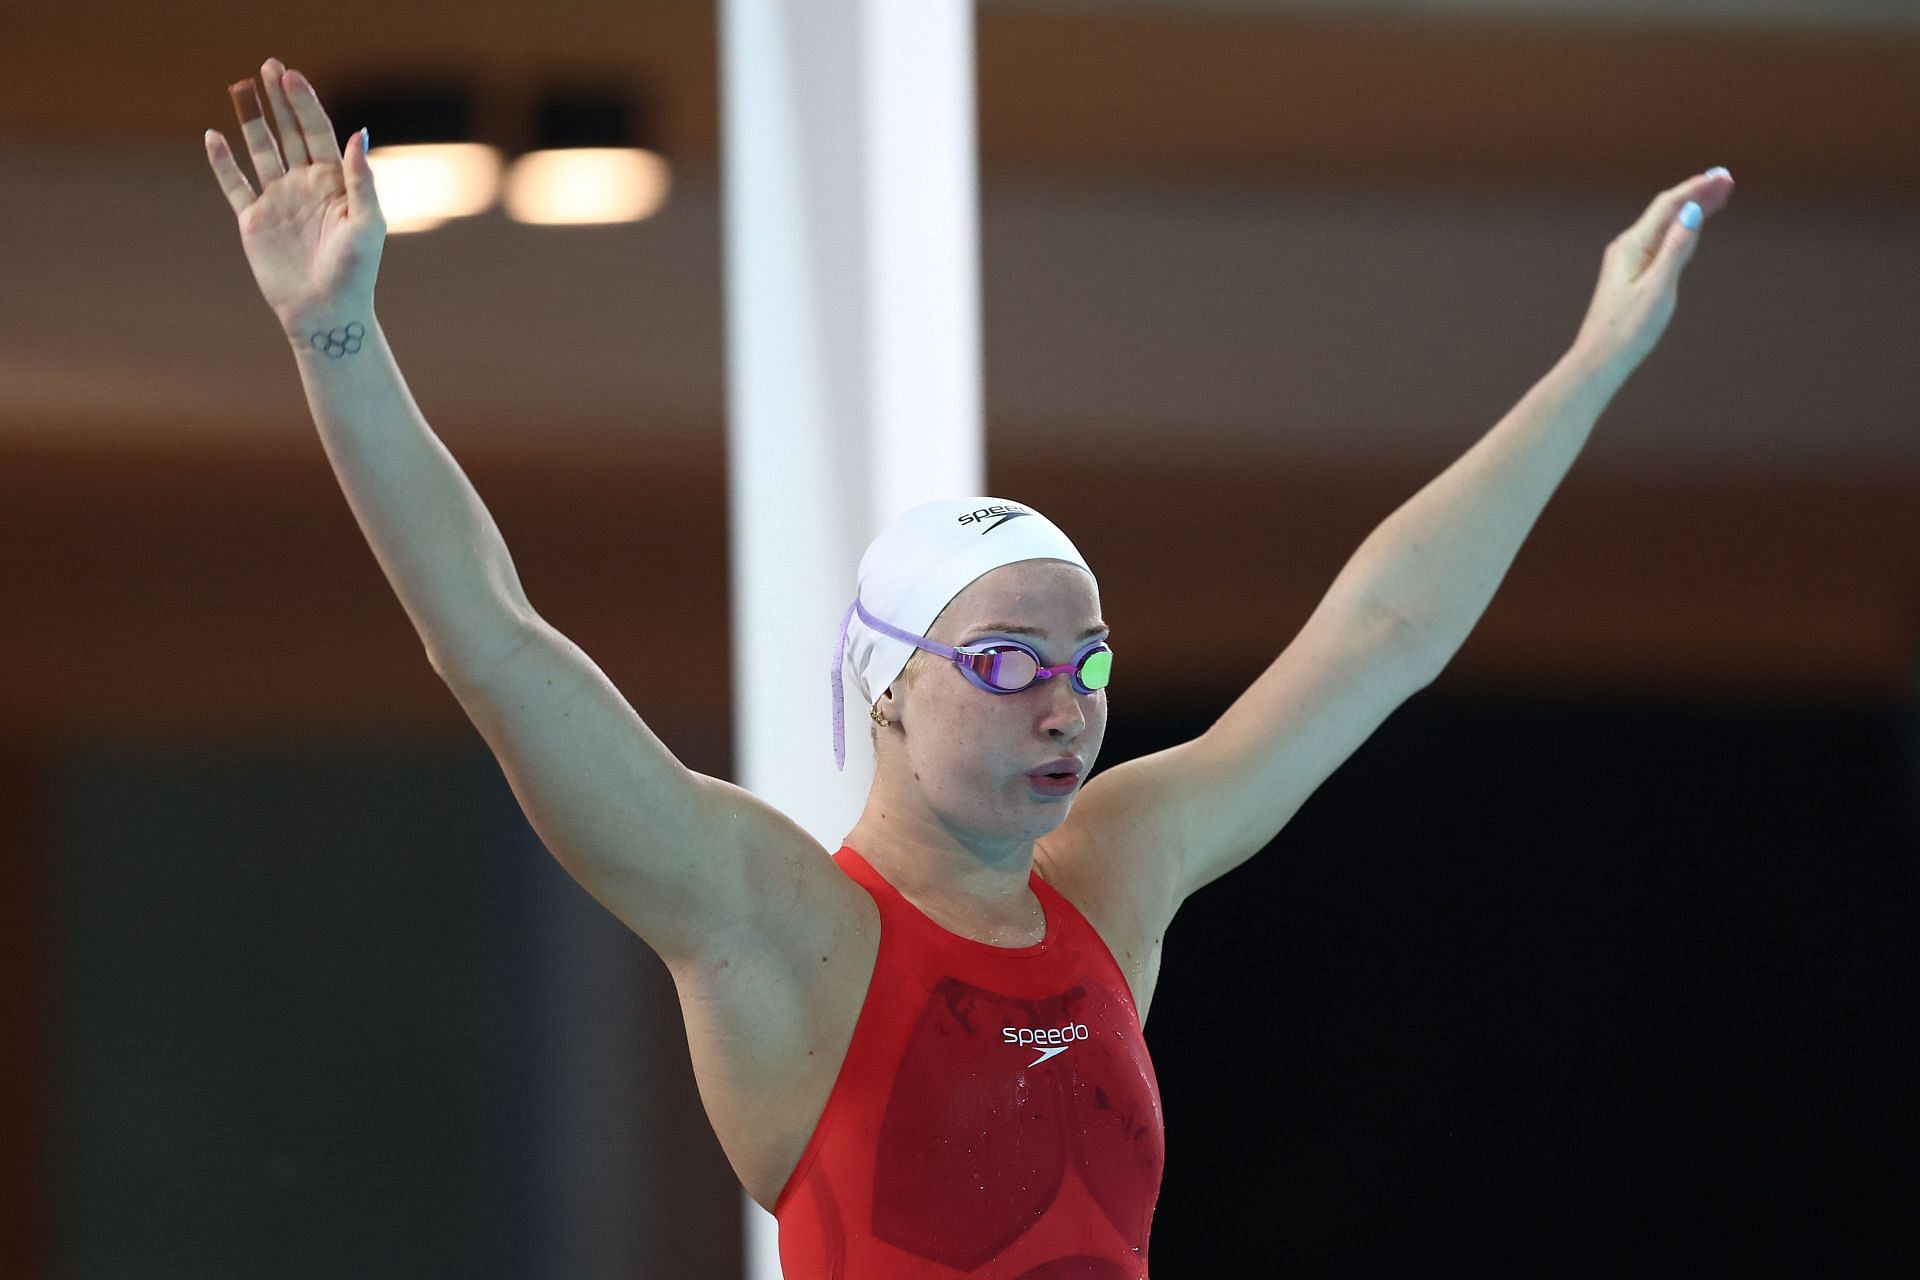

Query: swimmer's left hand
[1568,168,1734,376]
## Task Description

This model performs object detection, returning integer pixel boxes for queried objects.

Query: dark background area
[23,681,1920,1276]
[1134,690,1918,1274]
[40,733,737,1279]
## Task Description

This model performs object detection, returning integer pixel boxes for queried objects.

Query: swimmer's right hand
[205,57,385,337]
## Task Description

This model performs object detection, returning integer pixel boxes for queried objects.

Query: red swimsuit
[775,845,1165,1279]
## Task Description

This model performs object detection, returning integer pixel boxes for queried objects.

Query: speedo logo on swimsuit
[1003,1021,1090,1067]
[956,504,1031,534]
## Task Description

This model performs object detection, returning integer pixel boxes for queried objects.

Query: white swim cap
[831,497,1095,770]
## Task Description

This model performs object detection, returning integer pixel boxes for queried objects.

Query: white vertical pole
[718,1,983,1276]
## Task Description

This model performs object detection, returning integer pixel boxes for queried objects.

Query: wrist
[1554,341,1636,397]
[284,306,378,359]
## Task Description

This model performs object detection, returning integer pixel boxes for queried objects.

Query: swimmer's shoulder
[667,776,877,980]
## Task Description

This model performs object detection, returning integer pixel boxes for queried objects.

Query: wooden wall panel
[8,436,1915,749]
[3,6,1914,201]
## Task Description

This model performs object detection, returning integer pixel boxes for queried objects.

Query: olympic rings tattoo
[309,321,366,359]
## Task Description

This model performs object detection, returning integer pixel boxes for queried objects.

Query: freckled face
[885,559,1108,841]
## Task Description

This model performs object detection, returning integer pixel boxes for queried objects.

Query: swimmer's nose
[1038,671,1087,735]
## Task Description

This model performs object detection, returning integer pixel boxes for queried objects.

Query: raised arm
[1067,170,1735,911]
[205,59,833,967]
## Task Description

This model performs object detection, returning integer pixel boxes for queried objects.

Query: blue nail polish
[1679,200,1703,230]
[1705,166,1731,180]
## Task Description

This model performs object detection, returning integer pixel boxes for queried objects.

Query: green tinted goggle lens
[1077,648,1113,690]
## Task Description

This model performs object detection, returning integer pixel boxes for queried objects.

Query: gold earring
[870,705,893,728]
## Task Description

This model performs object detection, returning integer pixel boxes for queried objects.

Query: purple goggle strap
[831,599,857,771]
[831,598,968,772]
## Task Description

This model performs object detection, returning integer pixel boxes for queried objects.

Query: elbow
[427,613,545,692]
[1362,599,1454,692]
[1395,627,1458,692]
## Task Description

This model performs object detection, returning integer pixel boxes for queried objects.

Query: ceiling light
[365,143,503,228]
[505,88,670,226]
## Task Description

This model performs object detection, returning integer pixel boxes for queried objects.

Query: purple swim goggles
[831,598,1113,769]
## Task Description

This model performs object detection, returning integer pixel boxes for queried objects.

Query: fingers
[1694,166,1735,217]
[1626,176,1696,251]
[260,58,310,169]
[203,129,256,214]
[1652,201,1702,285]
[228,77,286,188]
[342,126,384,226]
[1614,168,1734,281]
[281,66,345,167]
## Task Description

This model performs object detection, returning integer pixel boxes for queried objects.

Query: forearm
[1331,346,1634,677]
[288,311,535,677]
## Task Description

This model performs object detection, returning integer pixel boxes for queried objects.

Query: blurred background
[3,0,1916,1275]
